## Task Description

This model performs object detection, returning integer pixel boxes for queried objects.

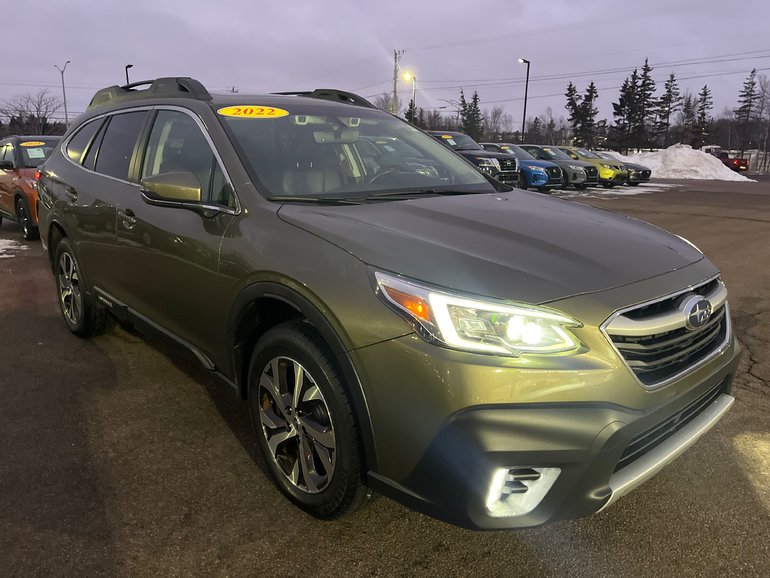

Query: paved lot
[1,180,769,576]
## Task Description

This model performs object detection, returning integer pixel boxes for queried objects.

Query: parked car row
[426,130,652,192]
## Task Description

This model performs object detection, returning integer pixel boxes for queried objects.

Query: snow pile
[623,144,754,181]
[0,239,28,258]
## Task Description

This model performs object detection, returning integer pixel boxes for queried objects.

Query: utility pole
[391,49,404,115]
[54,61,70,128]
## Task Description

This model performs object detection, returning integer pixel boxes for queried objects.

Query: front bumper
[366,356,738,529]
[627,170,651,183]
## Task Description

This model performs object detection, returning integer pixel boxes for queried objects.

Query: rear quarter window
[66,120,102,164]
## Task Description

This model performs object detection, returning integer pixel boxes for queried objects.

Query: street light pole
[54,60,70,128]
[125,64,134,85]
[518,58,531,143]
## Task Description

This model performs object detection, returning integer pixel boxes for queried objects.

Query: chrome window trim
[60,105,241,215]
[600,274,732,390]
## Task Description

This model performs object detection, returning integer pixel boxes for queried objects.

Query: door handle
[119,208,137,229]
[65,186,78,200]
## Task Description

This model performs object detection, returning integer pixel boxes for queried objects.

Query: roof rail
[271,89,376,109]
[87,77,212,110]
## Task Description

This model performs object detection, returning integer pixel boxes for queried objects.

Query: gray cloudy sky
[7,0,770,129]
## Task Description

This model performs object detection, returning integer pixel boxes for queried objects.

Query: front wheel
[627,181,640,186]
[574,183,589,190]
[54,237,113,337]
[601,182,616,189]
[16,198,39,241]
[247,321,369,519]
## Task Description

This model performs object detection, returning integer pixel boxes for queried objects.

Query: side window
[142,110,232,206]
[2,143,15,164]
[66,119,102,164]
[83,121,108,171]
[95,111,149,180]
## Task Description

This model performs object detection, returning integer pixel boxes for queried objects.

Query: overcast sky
[6,0,770,129]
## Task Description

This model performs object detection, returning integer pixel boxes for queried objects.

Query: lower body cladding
[359,336,740,530]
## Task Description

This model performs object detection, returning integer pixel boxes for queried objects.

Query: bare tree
[372,92,400,115]
[0,89,64,135]
[482,106,512,140]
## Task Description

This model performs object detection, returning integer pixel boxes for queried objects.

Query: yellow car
[555,146,627,188]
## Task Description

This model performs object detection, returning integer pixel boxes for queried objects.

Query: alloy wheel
[257,356,336,494]
[58,252,82,326]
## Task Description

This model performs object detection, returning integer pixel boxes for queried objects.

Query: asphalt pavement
[1,179,769,576]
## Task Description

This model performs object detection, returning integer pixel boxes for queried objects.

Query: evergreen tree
[734,68,758,153]
[580,82,600,147]
[609,77,634,152]
[564,82,581,139]
[676,92,696,145]
[694,85,713,148]
[529,116,543,144]
[636,58,657,147]
[656,73,681,147]
[460,90,483,140]
[404,99,417,124]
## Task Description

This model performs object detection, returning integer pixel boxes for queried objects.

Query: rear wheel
[248,321,369,519]
[16,197,39,241]
[54,237,113,337]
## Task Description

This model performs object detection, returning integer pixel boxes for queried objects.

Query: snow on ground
[612,144,754,181]
[0,239,28,258]
[555,183,677,199]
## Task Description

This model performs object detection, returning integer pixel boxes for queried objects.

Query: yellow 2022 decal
[20,141,46,147]
[217,106,289,118]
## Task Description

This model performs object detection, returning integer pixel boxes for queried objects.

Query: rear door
[59,110,150,296]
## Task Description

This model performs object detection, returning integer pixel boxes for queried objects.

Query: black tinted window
[95,111,149,180]
[67,120,102,164]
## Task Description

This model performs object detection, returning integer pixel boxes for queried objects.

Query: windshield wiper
[367,188,484,199]
[268,195,364,205]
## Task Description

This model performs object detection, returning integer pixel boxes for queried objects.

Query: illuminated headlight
[375,271,582,356]
[486,467,561,517]
[476,157,501,170]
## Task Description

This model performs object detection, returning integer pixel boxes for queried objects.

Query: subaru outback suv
[38,78,740,530]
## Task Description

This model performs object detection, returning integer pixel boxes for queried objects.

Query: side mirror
[0,160,14,170]
[140,171,202,203]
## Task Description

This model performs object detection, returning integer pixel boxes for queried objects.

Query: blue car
[481,143,564,191]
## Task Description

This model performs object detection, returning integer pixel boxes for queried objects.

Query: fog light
[485,467,560,518]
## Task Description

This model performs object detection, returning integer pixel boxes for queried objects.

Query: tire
[574,184,588,190]
[16,197,39,241]
[601,182,616,189]
[627,181,640,187]
[247,320,369,519]
[54,237,114,338]
[536,186,551,193]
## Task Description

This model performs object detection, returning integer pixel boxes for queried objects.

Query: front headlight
[375,271,582,356]
[567,165,585,172]
[531,167,548,174]
[600,163,613,169]
[476,157,501,170]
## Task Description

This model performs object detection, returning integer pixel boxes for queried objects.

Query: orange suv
[0,135,60,240]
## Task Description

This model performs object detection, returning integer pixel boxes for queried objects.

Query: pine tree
[565,82,581,140]
[404,99,417,124]
[529,116,543,144]
[677,92,696,145]
[637,58,657,147]
[656,73,681,147]
[460,90,483,140]
[580,82,600,147]
[694,85,713,148]
[734,68,758,154]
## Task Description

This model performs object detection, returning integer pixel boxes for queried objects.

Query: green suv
[37,78,740,530]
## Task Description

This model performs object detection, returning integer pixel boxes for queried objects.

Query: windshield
[17,138,59,168]
[597,152,620,162]
[520,145,552,161]
[431,132,483,151]
[575,148,601,159]
[539,146,572,161]
[221,106,494,199]
[497,144,535,161]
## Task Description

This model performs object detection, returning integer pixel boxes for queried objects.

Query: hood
[551,159,595,169]
[519,159,559,169]
[458,149,515,160]
[278,191,704,304]
[622,162,650,171]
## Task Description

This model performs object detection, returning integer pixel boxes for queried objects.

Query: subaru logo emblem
[680,295,712,330]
